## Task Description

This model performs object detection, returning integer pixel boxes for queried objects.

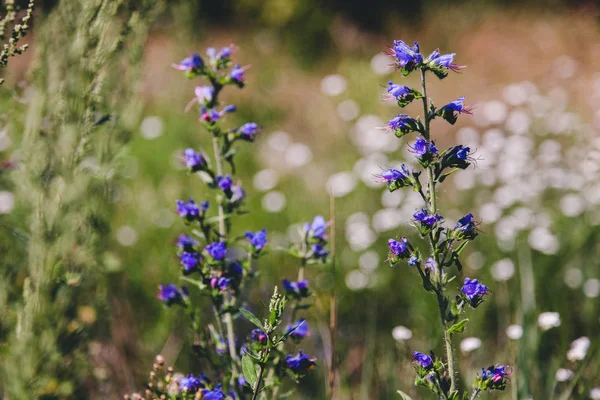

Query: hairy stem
[421,68,457,395]
[470,389,481,400]
[251,350,270,400]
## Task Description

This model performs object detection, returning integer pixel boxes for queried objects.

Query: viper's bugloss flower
[210,276,231,291]
[201,201,210,211]
[196,86,214,104]
[231,185,246,202]
[179,374,203,392]
[184,148,206,172]
[201,387,227,400]
[385,81,422,106]
[206,242,227,261]
[304,215,327,240]
[286,319,310,340]
[412,137,438,166]
[462,277,490,300]
[177,234,198,250]
[386,40,422,75]
[172,53,204,73]
[177,198,200,220]
[216,174,233,191]
[157,284,188,306]
[386,114,420,136]
[180,251,201,272]
[413,209,443,227]
[286,351,317,374]
[246,229,268,251]
[441,145,472,170]
[250,328,267,343]
[479,365,512,390]
[239,122,260,140]
[424,257,437,273]
[413,351,433,369]
[282,279,310,298]
[207,46,233,64]
[376,164,412,191]
[424,49,465,79]
[436,96,473,124]
[311,244,329,261]
[388,238,411,260]
[408,254,419,266]
[454,213,478,240]
[230,64,250,85]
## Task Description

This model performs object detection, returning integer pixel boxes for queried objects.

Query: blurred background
[1,0,599,399]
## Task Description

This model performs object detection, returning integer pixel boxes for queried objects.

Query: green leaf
[240,308,263,329]
[397,390,413,400]
[180,276,205,290]
[242,355,258,389]
[447,318,469,334]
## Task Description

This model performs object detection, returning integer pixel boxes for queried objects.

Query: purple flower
[454,213,478,240]
[180,252,201,272]
[376,164,412,190]
[286,351,316,374]
[177,234,198,250]
[239,122,260,140]
[442,145,472,170]
[286,319,310,339]
[210,276,231,291]
[201,387,227,400]
[207,45,233,63]
[177,198,200,220]
[413,351,433,369]
[195,86,214,103]
[184,148,206,171]
[388,238,410,258]
[412,137,438,157]
[201,201,210,211]
[437,96,474,124]
[157,284,188,306]
[230,64,249,83]
[246,229,268,250]
[386,81,410,98]
[282,279,310,298]
[172,53,204,72]
[304,215,327,240]
[231,185,246,202]
[179,374,203,392]
[216,174,233,191]
[206,242,227,261]
[424,257,437,273]
[481,364,512,387]
[387,114,418,134]
[462,277,489,300]
[223,104,237,113]
[250,328,267,343]
[408,255,419,266]
[413,209,443,227]
[386,40,422,73]
[425,49,465,78]
[311,244,329,261]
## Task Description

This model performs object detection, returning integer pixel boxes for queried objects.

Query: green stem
[470,389,481,400]
[420,68,457,395]
[251,350,270,400]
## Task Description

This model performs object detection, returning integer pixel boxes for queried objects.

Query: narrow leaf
[397,390,413,400]
[447,318,469,334]
[240,308,263,329]
[242,355,258,388]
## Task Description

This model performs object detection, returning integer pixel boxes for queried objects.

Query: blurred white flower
[460,337,482,353]
[467,252,485,270]
[353,115,400,154]
[327,172,357,198]
[590,387,600,400]
[503,83,529,106]
[381,189,404,208]
[285,143,312,167]
[583,279,600,298]
[359,251,380,273]
[392,325,412,342]
[483,101,508,125]
[555,368,573,382]
[321,74,347,96]
[505,109,531,135]
[371,53,393,75]
[560,194,585,217]
[337,100,360,121]
[345,220,376,252]
[567,337,590,361]
[506,324,523,340]
[345,270,368,290]
[564,268,583,289]
[116,226,138,246]
[140,116,163,140]
[538,312,561,330]
[253,169,279,192]
[491,258,515,281]
[528,227,559,255]
[456,127,480,147]
[372,208,402,232]
[0,191,15,214]
[480,202,502,223]
[554,55,578,79]
[267,131,291,152]
[262,191,286,213]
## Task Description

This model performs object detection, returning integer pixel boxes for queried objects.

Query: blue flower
[246,229,268,251]
[425,49,465,78]
[412,137,438,157]
[387,114,418,135]
[437,96,473,124]
[177,234,198,250]
[454,213,478,240]
[424,257,437,273]
[210,276,231,291]
[201,387,227,400]
[286,351,316,374]
[311,244,329,261]
[179,252,201,272]
[239,122,260,140]
[177,198,200,220]
[172,53,204,72]
[386,40,422,74]
[304,215,327,240]
[201,201,210,211]
[179,374,203,392]
[195,86,214,104]
[480,364,512,389]
[207,46,233,63]
[441,145,472,170]
[216,174,233,191]
[412,351,433,369]
[462,277,489,300]
[286,319,310,340]
[231,185,246,202]
[408,254,419,266]
[206,242,227,261]
[387,81,410,99]
[388,238,411,259]
[282,279,310,298]
[157,284,188,306]
[250,328,267,343]
[413,209,443,227]
[184,148,206,171]
[230,64,249,84]
[376,164,412,191]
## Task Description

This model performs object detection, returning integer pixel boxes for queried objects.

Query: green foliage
[0,0,34,85]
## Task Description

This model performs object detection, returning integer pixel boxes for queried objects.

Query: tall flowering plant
[126,47,324,400]
[381,41,512,400]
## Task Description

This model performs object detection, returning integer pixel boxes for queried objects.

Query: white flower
[460,337,482,353]
[392,326,412,342]
[555,368,573,382]
[589,387,600,400]
[567,337,590,361]
[538,312,561,330]
[506,324,523,340]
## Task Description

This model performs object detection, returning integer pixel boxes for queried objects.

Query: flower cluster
[130,45,317,399]
[380,40,510,399]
